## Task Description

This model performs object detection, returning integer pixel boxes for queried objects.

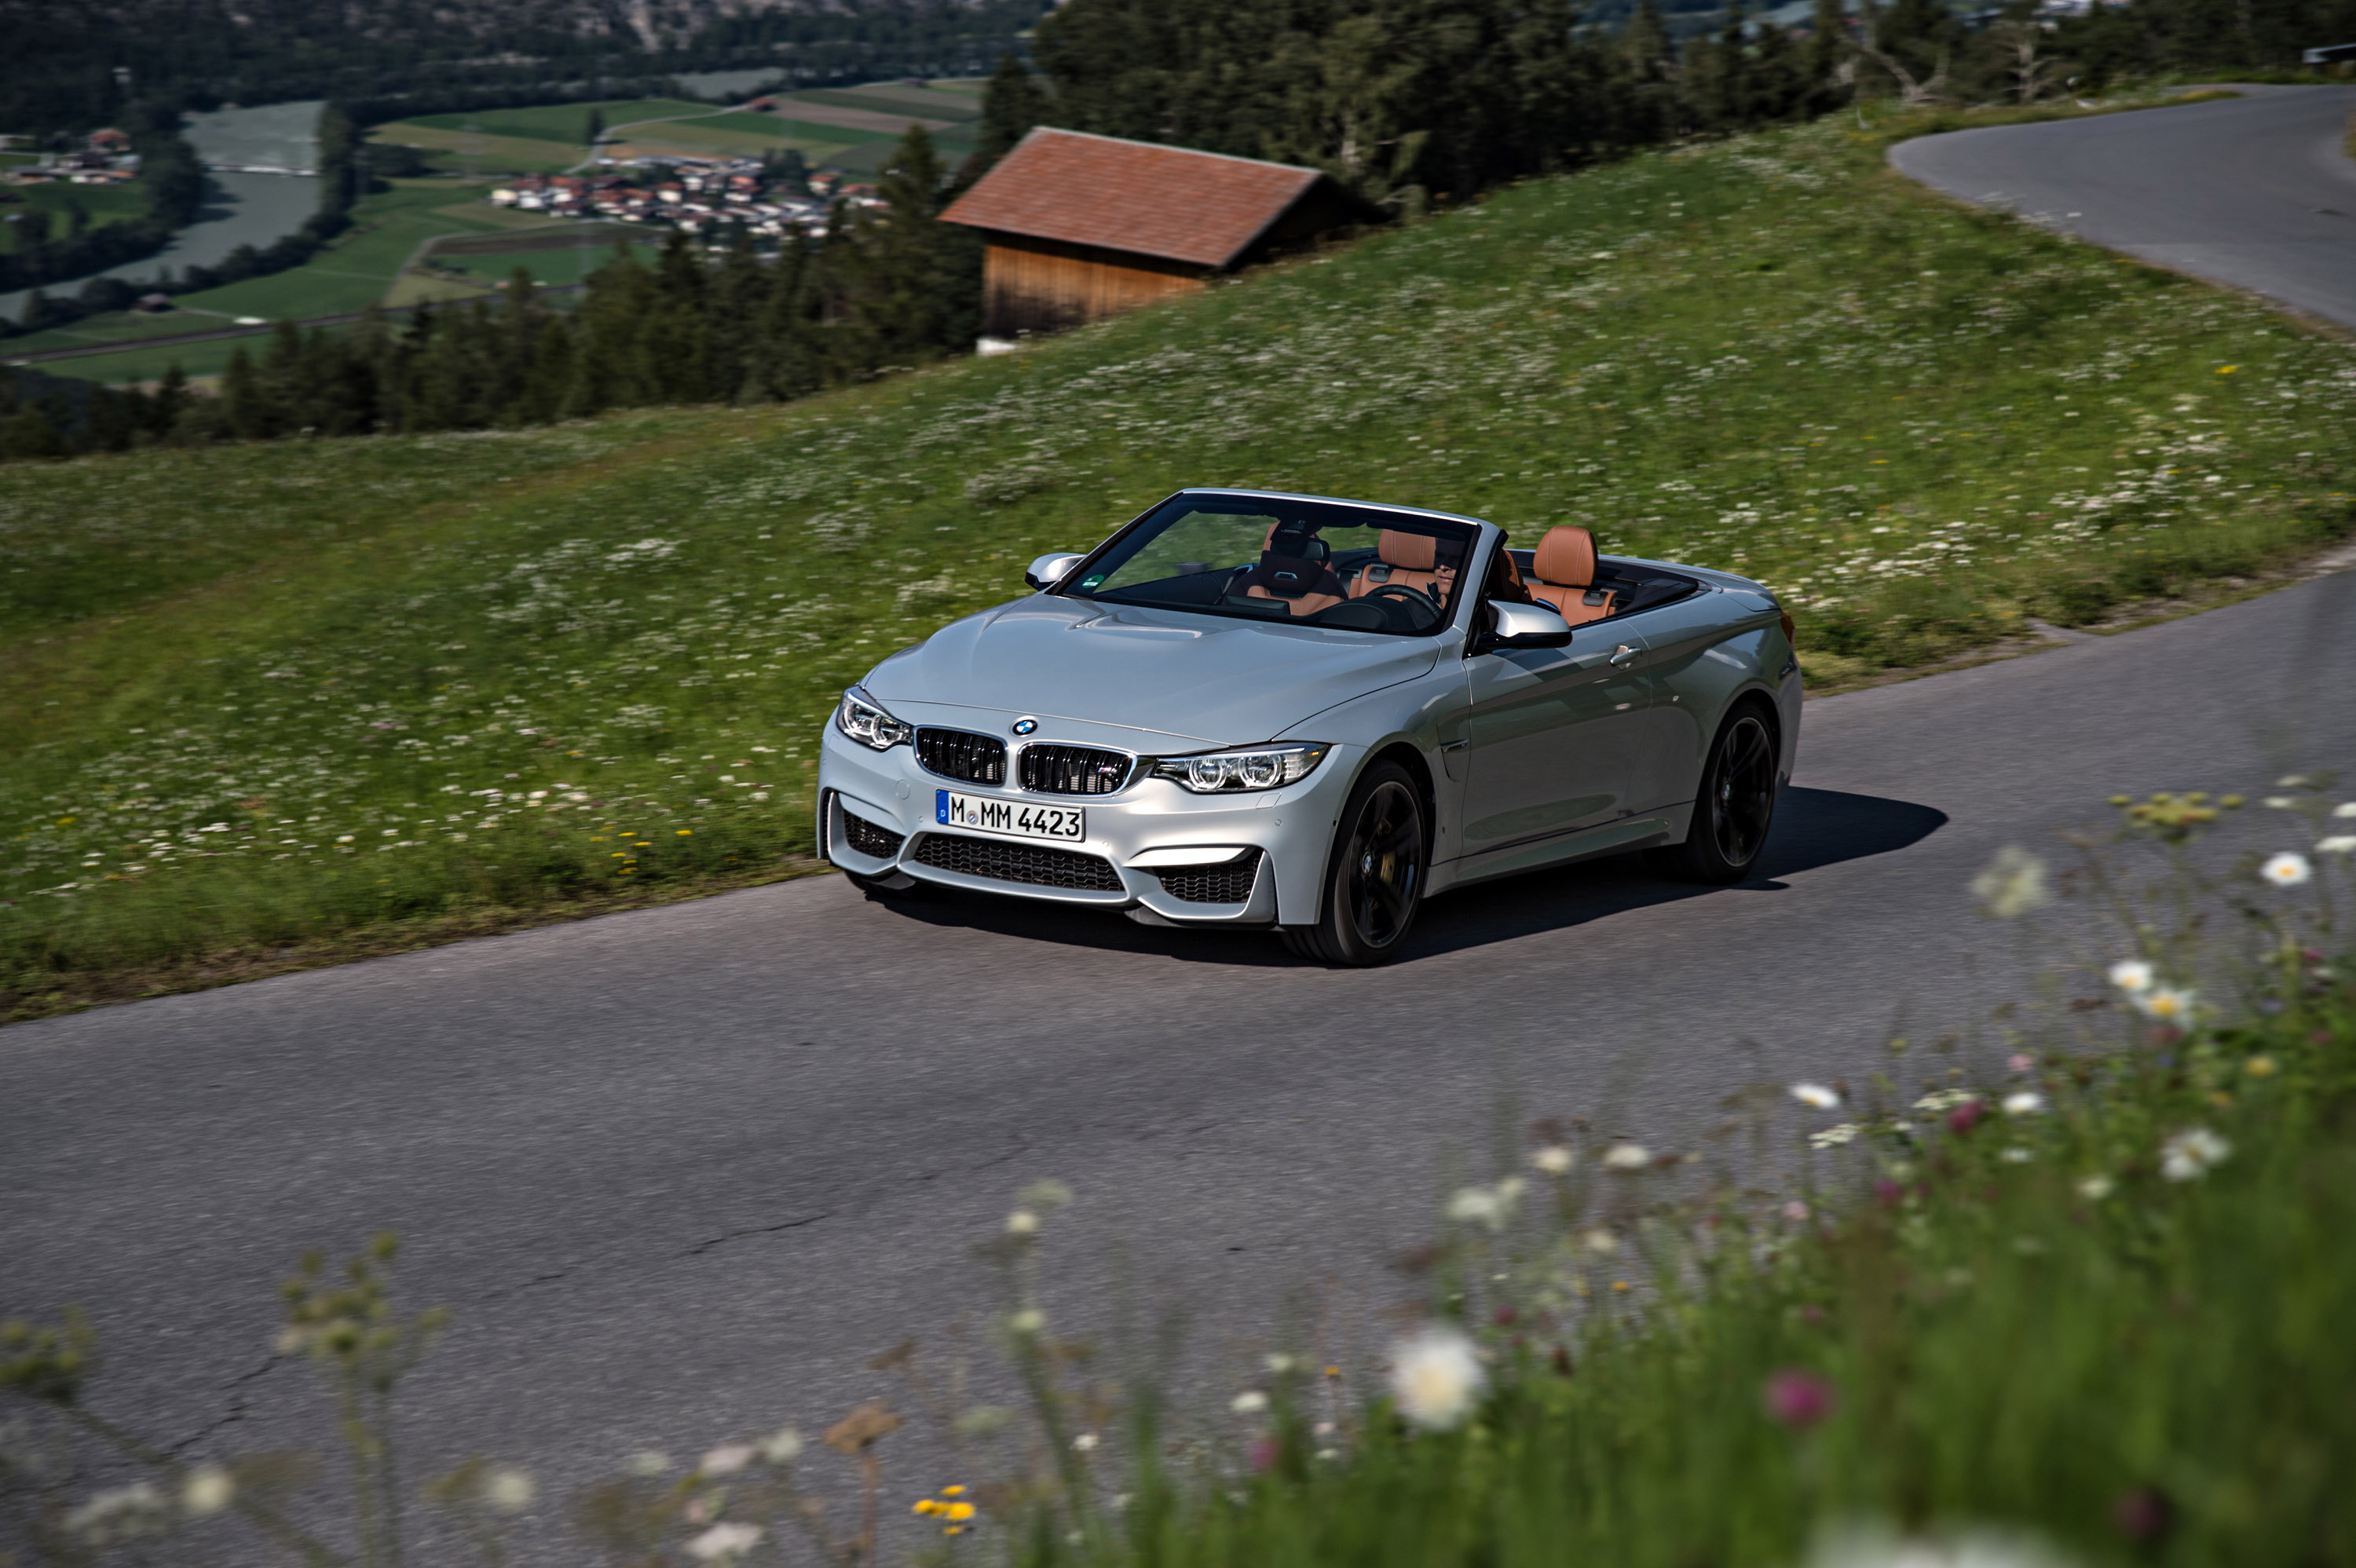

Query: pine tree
[970,53,1048,177]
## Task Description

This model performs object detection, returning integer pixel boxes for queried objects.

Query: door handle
[1608,644,1641,668]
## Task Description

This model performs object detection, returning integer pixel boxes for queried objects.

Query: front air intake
[1154,849,1262,905]
[1019,744,1134,796]
[840,806,904,860]
[915,727,1007,785]
[910,833,1124,891]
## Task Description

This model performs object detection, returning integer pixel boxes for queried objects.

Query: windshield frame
[1046,489,1495,639]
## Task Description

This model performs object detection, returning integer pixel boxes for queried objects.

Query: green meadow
[2,103,2351,1014]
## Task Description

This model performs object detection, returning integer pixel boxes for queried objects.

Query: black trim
[915,727,1008,785]
[1155,850,1263,905]
[909,833,1125,892]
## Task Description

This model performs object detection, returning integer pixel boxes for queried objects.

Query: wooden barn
[938,128,1378,340]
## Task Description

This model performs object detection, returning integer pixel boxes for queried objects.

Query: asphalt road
[1890,83,2356,331]
[7,572,2355,1534]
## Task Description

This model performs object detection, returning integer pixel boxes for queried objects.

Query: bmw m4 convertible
[818,488,1801,965]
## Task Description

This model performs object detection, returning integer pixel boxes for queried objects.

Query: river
[0,101,322,324]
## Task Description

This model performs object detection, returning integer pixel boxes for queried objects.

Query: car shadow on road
[858,787,1946,967]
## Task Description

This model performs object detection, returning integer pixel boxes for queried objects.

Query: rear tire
[1652,702,1780,884]
[1278,761,1426,966]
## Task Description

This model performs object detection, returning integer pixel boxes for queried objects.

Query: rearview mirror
[1475,600,1573,653]
[1025,551,1087,591]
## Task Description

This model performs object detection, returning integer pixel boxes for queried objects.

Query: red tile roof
[939,128,1326,269]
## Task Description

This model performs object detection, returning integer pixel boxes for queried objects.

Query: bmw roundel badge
[1012,717,1039,736]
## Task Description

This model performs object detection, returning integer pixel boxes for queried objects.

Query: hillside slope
[4,107,2351,1015]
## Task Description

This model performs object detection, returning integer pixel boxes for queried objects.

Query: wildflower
[1799,1520,2080,1567]
[2335,802,2356,818]
[1945,1099,1988,1135]
[1529,1144,1574,1174]
[1264,1353,1297,1373]
[1004,1208,1039,1236]
[1016,1178,1074,1212]
[1782,1200,1810,1223]
[2244,1054,2278,1078]
[335,835,354,843]
[1790,1082,1840,1109]
[1761,1368,1835,1429]
[64,1484,169,1545]
[2160,1127,2230,1182]
[2263,796,2299,810]
[1970,846,2051,917]
[1005,1308,1045,1336]
[2076,1174,2116,1201]
[481,1467,534,1512]
[181,1465,234,1517]
[1231,1391,1268,1414]
[626,1451,671,1477]
[2318,835,2356,855]
[2000,1146,2034,1164]
[2001,1091,2044,1116]
[2107,959,2153,993]
[700,1444,755,1476]
[1809,1124,1859,1150]
[1446,1178,1524,1230]
[1387,1326,1486,1431]
[2260,852,2312,887]
[1580,1226,1620,1254]
[2135,987,2197,1024]
[686,1522,763,1561]
[757,1426,803,1464]
[1072,1431,1099,1452]
[1601,1142,1652,1171]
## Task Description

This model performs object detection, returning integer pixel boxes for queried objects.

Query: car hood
[865,597,1442,747]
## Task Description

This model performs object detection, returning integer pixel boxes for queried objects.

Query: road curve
[5,572,2354,1518]
[1890,84,2356,331]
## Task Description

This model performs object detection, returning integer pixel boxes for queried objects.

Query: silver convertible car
[817,489,1801,965]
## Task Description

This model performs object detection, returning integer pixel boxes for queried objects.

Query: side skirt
[1427,804,1694,895]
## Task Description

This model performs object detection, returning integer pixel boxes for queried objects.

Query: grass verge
[4,97,2353,1018]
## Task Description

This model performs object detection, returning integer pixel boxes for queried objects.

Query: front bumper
[817,722,1359,926]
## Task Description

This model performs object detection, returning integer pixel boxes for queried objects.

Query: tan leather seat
[1524,526,1616,626]
[1243,522,1348,616]
[1349,529,1459,605]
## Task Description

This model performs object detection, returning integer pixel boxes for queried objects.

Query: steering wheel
[1360,584,1440,628]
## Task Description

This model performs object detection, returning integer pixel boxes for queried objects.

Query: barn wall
[982,237,1208,337]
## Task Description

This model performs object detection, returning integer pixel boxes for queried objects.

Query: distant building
[938,127,1379,339]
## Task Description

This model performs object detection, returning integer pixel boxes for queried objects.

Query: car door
[1455,623,1652,859]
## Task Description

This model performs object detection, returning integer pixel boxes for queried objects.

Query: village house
[938,127,1378,339]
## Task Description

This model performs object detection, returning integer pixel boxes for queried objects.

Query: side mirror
[1473,600,1573,653]
[1025,551,1087,591]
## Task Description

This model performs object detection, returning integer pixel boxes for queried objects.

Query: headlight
[834,687,912,751]
[1153,742,1329,794]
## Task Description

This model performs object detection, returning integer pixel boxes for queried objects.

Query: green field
[3,101,2351,1013]
[782,84,983,121]
[405,98,711,144]
[436,240,655,289]
[0,177,148,254]
[15,180,541,381]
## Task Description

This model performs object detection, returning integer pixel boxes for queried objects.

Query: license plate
[937,791,1085,842]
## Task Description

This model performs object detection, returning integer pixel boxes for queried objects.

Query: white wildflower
[1809,1123,1860,1150]
[1264,1353,1297,1374]
[1580,1226,1620,1254]
[1447,1179,1524,1230]
[482,1467,535,1512]
[181,1465,234,1518]
[1387,1326,1486,1431]
[2260,852,2312,887]
[700,1445,754,1476]
[2318,835,2356,855]
[2000,1147,2034,1164]
[1799,1519,2082,1568]
[757,1427,803,1464]
[1970,846,2051,918]
[1913,1089,1973,1112]
[1004,1208,1039,1236]
[1601,1142,1652,1171]
[2335,801,2356,818]
[1529,1144,1574,1174]
[2263,795,2299,810]
[1230,1391,1268,1414]
[2160,1127,2230,1182]
[1006,1307,1045,1336]
[626,1452,672,1478]
[1791,1082,1841,1109]
[686,1522,763,1561]
[2076,1174,2116,1201]
[2134,986,2197,1024]
[1072,1431,1099,1452]
[2107,959,2154,993]
[2001,1091,2044,1116]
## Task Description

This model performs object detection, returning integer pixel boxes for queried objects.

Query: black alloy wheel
[1653,704,1780,884]
[1281,761,1426,966]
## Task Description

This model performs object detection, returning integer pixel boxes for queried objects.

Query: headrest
[1378,530,1437,571]
[1250,551,1335,600]
[1531,526,1597,588]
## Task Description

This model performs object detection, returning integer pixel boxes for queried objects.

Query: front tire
[1652,703,1779,884]
[1279,761,1426,966]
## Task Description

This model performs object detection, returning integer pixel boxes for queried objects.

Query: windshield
[1060,496,1479,636]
